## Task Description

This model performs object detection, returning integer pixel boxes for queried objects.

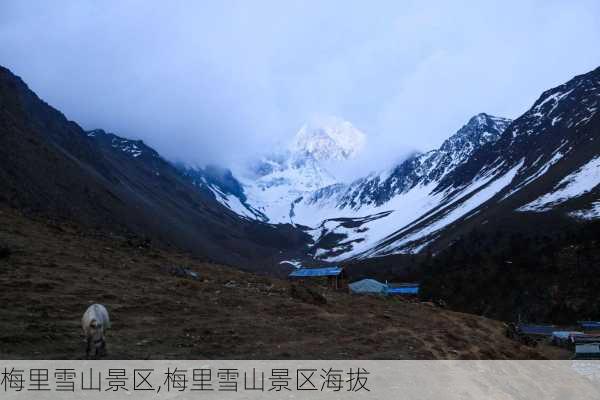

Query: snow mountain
[212,67,600,264]
[0,65,310,272]
[1,62,598,271]
[290,116,366,161]
[293,112,516,259]
[232,117,367,223]
[305,67,600,261]
[337,113,512,210]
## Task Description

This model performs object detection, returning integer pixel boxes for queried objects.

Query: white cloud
[0,0,599,171]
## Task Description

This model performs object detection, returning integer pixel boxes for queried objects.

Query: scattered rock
[168,266,199,280]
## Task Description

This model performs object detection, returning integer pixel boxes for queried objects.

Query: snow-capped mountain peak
[440,113,512,153]
[233,116,366,223]
[194,66,600,264]
[290,116,366,161]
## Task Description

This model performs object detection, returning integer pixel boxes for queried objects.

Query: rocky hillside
[0,205,561,359]
[295,67,600,262]
[196,67,598,266]
[0,66,308,272]
[1,63,598,272]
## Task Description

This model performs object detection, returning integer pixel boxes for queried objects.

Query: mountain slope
[162,66,599,266]
[292,113,515,260]
[3,63,597,271]
[0,205,550,359]
[362,67,600,260]
[177,164,268,221]
[0,66,308,271]
[207,68,598,264]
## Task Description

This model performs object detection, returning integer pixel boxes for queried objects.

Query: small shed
[575,343,600,359]
[386,283,420,296]
[349,279,387,295]
[288,266,346,290]
[518,324,557,337]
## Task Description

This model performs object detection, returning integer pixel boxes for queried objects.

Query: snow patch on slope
[356,160,524,259]
[279,260,303,269]
[241,156,336,224]
[518,156,600,212]
[314,160,523,262]
[205,184,259,220]
[501,149,566,201]
[569,202,600,220]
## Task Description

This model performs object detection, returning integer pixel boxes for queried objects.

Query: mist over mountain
[190,67,600,266]
[2,1,599,172]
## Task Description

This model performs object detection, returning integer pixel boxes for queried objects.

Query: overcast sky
[1,0,599,171]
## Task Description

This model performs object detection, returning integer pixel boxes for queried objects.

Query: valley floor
[0,206,568,359]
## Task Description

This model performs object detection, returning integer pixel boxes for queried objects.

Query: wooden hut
[288,266,347,290]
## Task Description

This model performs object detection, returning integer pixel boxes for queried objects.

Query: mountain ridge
[169,64,599,265]
[1,63,598,271]
[230,66,599,263]
[0,66,309,272]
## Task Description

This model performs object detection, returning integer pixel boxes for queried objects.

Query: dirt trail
[0,207,567,359]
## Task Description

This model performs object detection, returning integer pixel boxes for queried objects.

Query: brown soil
[0,206,568,359]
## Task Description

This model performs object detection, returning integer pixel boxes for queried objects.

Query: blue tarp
[289,266,343,278]
[387,286,419,295]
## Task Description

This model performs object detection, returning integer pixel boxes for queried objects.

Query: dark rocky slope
[0,66,308,272]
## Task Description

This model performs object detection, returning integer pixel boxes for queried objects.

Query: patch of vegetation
[420,220,600,324]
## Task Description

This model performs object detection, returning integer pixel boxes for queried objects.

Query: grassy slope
[0,206,565,359]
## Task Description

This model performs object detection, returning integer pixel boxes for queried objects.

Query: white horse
[81,304,111,358]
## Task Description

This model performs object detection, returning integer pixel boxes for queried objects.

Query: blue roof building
[288,266,346,289]
[387,285,419,295]
[386,283,420,296]
[289,266,343,277]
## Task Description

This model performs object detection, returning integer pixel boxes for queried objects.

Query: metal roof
[289,266,343,277]
[387,286,419,295]
[518,325,557,336]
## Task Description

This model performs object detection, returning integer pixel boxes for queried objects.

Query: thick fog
[1,0,599,171]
